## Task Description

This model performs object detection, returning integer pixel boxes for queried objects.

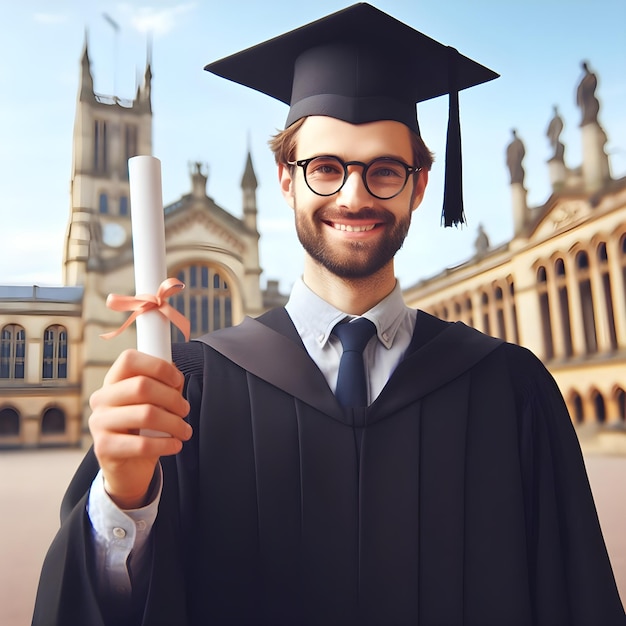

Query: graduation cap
[205,3,498,227]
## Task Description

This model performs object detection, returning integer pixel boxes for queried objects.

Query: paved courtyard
[1,444,624,625]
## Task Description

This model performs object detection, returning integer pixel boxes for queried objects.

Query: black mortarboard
[205,3,498,226]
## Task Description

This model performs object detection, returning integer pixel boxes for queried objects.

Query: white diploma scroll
[128,156,172,362]
[128,155,171,437]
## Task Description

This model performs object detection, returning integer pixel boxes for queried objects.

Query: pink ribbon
[100,277,190,342]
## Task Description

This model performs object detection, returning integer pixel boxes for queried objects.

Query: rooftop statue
[506,129,526,185]
[576,61,600,126]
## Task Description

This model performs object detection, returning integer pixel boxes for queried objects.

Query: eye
[308,157,343,177]
[369,159,405,179]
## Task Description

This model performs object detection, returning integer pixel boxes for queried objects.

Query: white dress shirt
[88,277,417,596]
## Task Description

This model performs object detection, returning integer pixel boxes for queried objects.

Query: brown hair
[268,117,434,171]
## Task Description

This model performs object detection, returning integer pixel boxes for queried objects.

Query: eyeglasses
[288,155,422,200]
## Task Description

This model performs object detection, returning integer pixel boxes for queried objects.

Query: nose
[336,165,371,209]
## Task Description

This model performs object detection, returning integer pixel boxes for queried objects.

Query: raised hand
[89,349,192,509]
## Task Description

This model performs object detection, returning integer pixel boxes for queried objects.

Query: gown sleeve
[31,342,205,626]
[512,345,625,625]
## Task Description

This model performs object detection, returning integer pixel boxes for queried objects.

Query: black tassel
[442,47,465,227]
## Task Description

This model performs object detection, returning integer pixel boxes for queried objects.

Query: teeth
[333,223,376,232]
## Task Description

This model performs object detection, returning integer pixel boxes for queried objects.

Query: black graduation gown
[33,309,625,626]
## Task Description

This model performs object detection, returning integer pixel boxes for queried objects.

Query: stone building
[1,49,623,449]
[0,39,285,447]
[404,66,625,442]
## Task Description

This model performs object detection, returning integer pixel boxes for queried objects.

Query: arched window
[537,266,553,359]
[1,325,25,379]
[42,325,68,379]
[493,286,506,339]
[481,292,490,335]
[554,258,573,357]
[592,390,606,424]
[99,192,108,214]
[452,301,461,320]
[172,264,233,340]
[94,119,108,173]
[0,407,20,436]
[576,250,597,353]
[570,391,584,425]
[41,408,66,434]
[463,296,473,327]
[616,388,626,423]
[119,195,129,216]
[597,242,617,350]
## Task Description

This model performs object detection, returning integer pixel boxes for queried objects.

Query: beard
[294,202,412,280]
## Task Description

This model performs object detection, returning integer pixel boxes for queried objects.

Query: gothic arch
[589,388,606,424]
[1,324,26,379]
[535,264,554,359]
[0,406,20,436]
[41,407,66,435]
[170,261,240,339]
[575,249,598,354]
[42,325,68,379]
[552,256,574,357]
[568,390,584,425]
[612,386,625,423]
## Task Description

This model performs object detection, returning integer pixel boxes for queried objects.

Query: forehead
[296,116,413,160]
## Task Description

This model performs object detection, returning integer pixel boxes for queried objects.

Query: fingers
[102,349,184,390]
[91,371,189,416]
[94,425,185,462]
[90,402,192,441]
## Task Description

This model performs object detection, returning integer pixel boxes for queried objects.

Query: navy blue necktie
[332,318,376,408]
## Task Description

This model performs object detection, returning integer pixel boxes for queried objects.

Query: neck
[302,257,397,315]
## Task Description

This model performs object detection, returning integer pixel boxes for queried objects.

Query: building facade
[404,85,625,443]
[0,40,284,448]
[1,50,623,449]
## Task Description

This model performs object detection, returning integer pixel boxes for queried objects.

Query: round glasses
[288,155,422,200]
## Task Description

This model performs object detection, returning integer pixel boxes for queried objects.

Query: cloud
[33,13,68,25]
[118,3,197,36]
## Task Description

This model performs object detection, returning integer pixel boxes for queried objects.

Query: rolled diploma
[129,155,171,437]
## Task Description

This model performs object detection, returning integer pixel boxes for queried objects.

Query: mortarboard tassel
[442,47,465,227]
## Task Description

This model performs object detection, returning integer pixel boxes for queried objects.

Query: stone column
[607,238,626,348]
[548,157,567,192]
[511,183,529,236]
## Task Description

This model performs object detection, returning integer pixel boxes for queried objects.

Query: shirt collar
[285,277,412,350]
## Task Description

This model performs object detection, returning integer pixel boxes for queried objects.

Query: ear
[410,169,429,212]
[278,163,295,209]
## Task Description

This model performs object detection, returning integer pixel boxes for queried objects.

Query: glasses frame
[288,155,422,200]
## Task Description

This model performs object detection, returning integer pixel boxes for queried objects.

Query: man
[34,4,625,625]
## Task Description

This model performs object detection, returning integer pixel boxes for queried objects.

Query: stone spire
[241,150,258,232]
[136,38,153,113]
[79,32,95,103]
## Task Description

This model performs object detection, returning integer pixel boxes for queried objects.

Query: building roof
[0,285,84,303]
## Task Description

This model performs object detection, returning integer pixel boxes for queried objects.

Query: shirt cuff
[87,465,162,597]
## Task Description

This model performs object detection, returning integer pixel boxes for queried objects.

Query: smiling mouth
[330,222,378,232]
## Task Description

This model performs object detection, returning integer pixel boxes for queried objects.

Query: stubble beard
[294,200,412,280]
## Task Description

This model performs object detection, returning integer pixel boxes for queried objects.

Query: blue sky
[1,1,624,294]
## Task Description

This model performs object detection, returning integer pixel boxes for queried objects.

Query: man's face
[279,116,427,280]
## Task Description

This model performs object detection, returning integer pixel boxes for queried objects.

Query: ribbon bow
[100,277,190,342]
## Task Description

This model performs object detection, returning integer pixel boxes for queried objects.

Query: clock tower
[63,35,153,286]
